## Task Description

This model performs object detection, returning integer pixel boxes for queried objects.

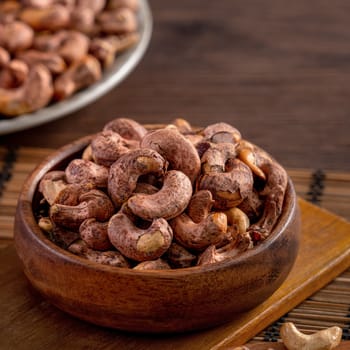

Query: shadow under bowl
[14,135,301,333]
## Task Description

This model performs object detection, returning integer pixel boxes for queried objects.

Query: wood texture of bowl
[14,135,301,333]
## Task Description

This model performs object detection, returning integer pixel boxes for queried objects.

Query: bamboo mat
[0,145,349,346]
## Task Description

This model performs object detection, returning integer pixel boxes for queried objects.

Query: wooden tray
[0,147,350,348]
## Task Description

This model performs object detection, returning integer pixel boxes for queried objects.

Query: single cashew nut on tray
[280,322,342,350]
[128,170,193,221]
[108,212,173,261]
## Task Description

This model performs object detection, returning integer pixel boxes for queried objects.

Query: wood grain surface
[1,0,349,171]
[1,199,349,349]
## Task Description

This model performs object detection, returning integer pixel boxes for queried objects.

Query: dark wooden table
[1,0,349,171]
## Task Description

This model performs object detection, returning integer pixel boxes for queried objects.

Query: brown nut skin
[54,55,102,101]
[128,170,193,221]
[90,130,139,166]
[108,148,167,208]
[75,0,106,14]
[16,50,67,75]
[65,159,109,187]
[103,117,147,141]
[79,218,113,251]
[19,5,71,31]
[0,21,34,53]
[0,59,28,89]
[108,212,173,262]
[53,183,95,206]
[187,189,214,224]
[141,128,201,184]
[50,189,114,230]
[199,158,254,210]
[170,212,227,251]
[166,242,197,268]
[0,63,53,117]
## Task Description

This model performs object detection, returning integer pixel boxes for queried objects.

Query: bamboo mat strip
[0,146,349,344]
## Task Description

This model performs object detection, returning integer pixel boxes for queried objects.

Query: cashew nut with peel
[133,258,170,270]
[166,242,197,268]
[108,212,173,262]
[0,63,53,116]
[79,218,113,251]
[280,322,342,350]
[199,158,254,210]
[91,130,139,166]
[65,159,109,187]
[128,170,193,221]
[97,8,138,35]
[224,207,250,234]
[141,127,201,184]
[0,21,34,53]
[202,122,242,145]
[50,189,114,230]
[239,140,288,237]
[38,170,67,205]
[187,190,214,223]
[0,59,28,89]
[53,55,102,100]
[170,211,227,251]
[103,117,147,141]
[108,148,167,208]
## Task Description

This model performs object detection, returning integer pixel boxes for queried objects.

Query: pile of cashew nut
[233,322,343,350]
[0,0,139,117]
[37,117,289,270]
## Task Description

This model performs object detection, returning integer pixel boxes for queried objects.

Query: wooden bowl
[14,135,301,333]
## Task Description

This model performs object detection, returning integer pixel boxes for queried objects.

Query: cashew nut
[108,148,167,208]
[280,322,342,350]
[91,130,139,166]
[107,0,139,11]
[108,212,173,261]
[103,117,147,141]
[65,159,109,187]
[202,122,242,145]
[0,21,34,53]
[133,258,170,270]
[141,127,201,184]
[0,63,53,116]
[128,170,193,221]
[79,218,113,251]
[224,207,250,234]
[50,189,114,230]
[199,158,254,210]
[68,239,130,268]
[201,142,238,174]
[97,8,138,35]
[19,4,71,31]
[0,59,28,89]
[187,190,214,223]
[54,55,102,100]
[197,231,253,266]
[171,211,227,251]
[166,242,197,268]
[16,50,67,74]
[38,170,67,205]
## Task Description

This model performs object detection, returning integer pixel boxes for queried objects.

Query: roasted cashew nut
[201,142,238,174]
[79,218,113,251]
[128,170,193,221]
[97,8,138,35]
[103,117,147,141]
[0,59,28,89]
[38,170,67,205]
[202,122,242,145]
[108,212,173,262]
[65,159,109,187]
[50,189,114,230]
[170,212,227,251]
[141,127,201,184]
[238,140,288,237]
[0,63,53,116]
[199,158,254,210]
[197,231,253,266]
[0,21,34,53]
[91,130,139,166]
[166,242,197,268]
[224,207,250,234]
[108,148,167,208]
[280,322,342,350]
[187,190,214,223]
[133,259,170,270]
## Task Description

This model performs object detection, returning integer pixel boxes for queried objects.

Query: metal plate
[0,0,153,135]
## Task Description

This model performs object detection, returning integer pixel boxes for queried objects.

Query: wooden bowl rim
[16,133,298,277]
